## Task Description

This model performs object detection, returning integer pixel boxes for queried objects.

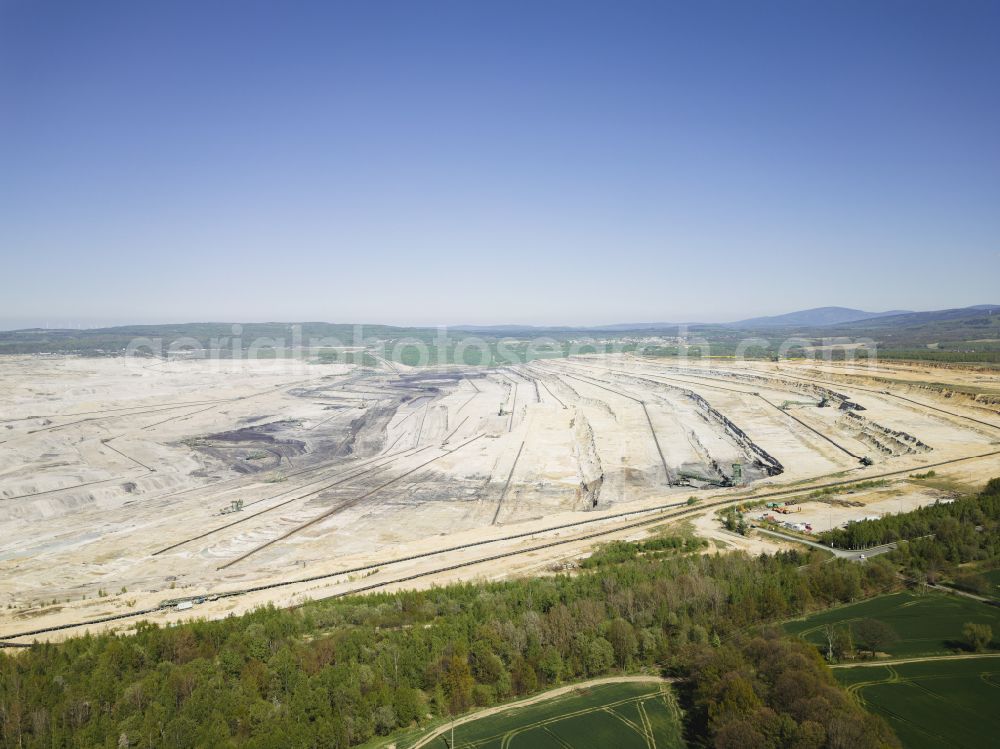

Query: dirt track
[1,354,998,641]
[830,653,1000,668]
[406,674,674,749]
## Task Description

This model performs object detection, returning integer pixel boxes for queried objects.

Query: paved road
[753,527,896,561]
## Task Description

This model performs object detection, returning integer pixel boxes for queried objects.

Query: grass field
[833,657,1000,749]
[784,591,1000,657]
[411,681,684,749]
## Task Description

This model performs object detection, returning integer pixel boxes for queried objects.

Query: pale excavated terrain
[1,354,999,642]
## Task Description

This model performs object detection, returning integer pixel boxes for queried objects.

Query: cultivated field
[834,657,1000,749]
[2,353,999,641]
[785,591,1000,658]
[404,679,683,749]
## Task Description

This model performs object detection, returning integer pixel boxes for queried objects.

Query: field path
[830,652,1000,669]
[407,674,674,749]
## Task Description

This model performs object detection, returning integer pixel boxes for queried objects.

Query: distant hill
[731,307,911,328]
[451,322,694,333]
[832,305,1000,331]
[450,324,576,333]
[2,306,998,362]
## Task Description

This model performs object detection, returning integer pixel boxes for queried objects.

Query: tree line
[0,539,905,748]
[29,471,1000,749]
[818,477,1000,584]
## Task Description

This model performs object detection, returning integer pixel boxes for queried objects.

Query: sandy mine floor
[750,487,951,534]
[1,354,998,641]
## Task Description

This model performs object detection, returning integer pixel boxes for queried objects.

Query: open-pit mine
[2,354,999,642]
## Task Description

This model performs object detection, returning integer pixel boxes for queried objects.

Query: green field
[942,567,1000,603]
[981,569,1000,601]
[784,591,1000,657]
[412,681,684,749]
[833,657,1000,749]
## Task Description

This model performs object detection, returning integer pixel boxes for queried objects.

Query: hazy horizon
[3,301,998,333]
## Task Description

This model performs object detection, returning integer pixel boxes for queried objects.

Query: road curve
[753,527,896,560]
[406,674,674,749]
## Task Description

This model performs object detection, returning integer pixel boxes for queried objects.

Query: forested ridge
[22,475,1000,749]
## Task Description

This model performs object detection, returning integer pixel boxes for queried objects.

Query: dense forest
[1,540,901,748]
[9,477,1000,747]
[685,632,898,748]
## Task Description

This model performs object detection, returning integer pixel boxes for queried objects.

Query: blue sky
[2,0,998,328]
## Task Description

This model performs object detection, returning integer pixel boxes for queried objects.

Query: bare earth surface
[2,354,998,641]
